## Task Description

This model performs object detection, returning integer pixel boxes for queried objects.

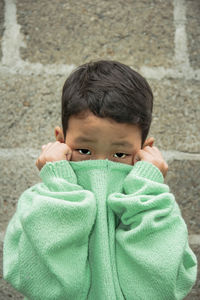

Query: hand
[36,141,72,171]
[133,146,168,177]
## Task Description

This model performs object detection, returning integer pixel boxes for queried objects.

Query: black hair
[62,60,153,145]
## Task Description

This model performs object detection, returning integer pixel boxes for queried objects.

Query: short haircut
[62,60,153,145]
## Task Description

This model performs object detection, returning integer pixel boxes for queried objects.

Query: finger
[152,146,162,154]
[65,152,72,161]
[142,145,154,153]
[40,143,51,153]
[45,142,52,149]
[35,158,42,170]
[54,141,72,153]
[133,157,140,165]
[50,142,73,161]
[133,150,144,164]
[145,146,164,160]
[49,141,62,150]
[133,149,152,164]
[142,145,158,155]
[42,142,54,153]
[63,145,73,161]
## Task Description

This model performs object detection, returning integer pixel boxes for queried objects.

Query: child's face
[56,111,148,165]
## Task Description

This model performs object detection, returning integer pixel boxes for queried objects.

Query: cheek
[126,156,134,165]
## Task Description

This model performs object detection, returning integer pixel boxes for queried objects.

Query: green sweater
[3,159,197,300]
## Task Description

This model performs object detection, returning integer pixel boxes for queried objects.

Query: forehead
[67,112,141,143]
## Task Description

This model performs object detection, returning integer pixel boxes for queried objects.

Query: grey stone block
[149,79,200,153]
[165,160,200,235]
[186,0,200,69]
[0,73,65,149]
[16,0,174,68]
[0,0,4,61]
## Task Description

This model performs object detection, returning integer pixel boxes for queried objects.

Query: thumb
[65,147,73,161]
[66,152,72,161]
[133,152,141,165]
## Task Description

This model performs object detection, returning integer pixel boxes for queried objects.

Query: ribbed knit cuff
[132,161,164,183]
[39,160,77,184]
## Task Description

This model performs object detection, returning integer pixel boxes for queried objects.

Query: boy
[3,60,197,300]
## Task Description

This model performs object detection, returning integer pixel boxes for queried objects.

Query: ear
[142,137,155,148]
[54,126,65,143]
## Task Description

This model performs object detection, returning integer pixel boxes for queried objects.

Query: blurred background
[0,0,199,298]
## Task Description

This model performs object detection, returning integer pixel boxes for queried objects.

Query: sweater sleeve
[107,161,197,300]
[3,160,96,300]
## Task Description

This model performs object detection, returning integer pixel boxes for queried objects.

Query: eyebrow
[74,137,133,147]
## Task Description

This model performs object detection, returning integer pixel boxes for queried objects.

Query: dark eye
[77,149,91,155]
[114,153,127,159]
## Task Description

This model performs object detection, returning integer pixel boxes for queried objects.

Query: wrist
[133,161,164,183]
[39,160,77,184]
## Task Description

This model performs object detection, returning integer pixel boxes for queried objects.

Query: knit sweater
[3,159,197,300]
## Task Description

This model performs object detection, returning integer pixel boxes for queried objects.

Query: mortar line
[2,0,24,65]
[0,148,200,162]
[173,0,189,67]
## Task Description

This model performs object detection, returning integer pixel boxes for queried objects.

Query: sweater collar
[69,159,133,195]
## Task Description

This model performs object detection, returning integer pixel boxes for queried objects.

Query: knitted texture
[3,160,197,300]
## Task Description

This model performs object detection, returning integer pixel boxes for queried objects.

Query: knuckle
[63,143,72,151]
[143,146,149,150]
[60,142,66,147]
[138,149,143,154]
[37,157,42,164]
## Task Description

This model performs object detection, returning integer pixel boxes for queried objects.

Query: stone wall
[0,0,199,298]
